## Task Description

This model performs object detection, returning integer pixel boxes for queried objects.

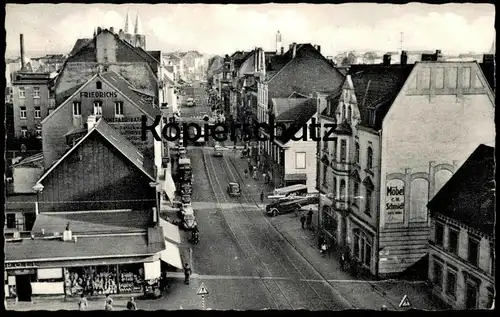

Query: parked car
[227,182,241,197]
[266,196,318,217]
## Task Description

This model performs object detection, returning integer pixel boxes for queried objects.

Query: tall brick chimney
[383,53,391,66]
[20,34,25,70]
[400,51,408,65]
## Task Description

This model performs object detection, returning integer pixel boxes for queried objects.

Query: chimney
[97,27,102,34]
[87,114,98,130]
[292,43,297,58]
[316,45,321,53]
[20,34,25,70]
[118,29,124,40]
[63,222,72,242]
[483,54,494,64]
[289,44,293,51]
[110,27,114,33]
[435,49,443,61]
[281,47,284,55]
[400,51,408,65]
[383,54,391,66]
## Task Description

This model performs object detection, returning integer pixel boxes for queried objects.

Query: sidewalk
[226,151,444,311]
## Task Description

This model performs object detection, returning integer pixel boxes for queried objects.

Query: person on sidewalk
[252,169,257,180]
[78,294,88,311]
[260,191,265,204]
[183,263,192,285]
[244,168,248,178]
[104,294,114,311]
[127,297,138,310]
[300,214,306,229]
[306,208,314,229]
[320,243,328,257]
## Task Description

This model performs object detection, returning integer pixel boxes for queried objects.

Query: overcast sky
[5,3,495,57]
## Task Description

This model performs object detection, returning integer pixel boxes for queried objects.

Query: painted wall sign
[80,91,118,98]
[386,180,405,223]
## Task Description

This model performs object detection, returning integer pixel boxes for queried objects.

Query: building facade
[316,53,496,278]
[427,145,495,310]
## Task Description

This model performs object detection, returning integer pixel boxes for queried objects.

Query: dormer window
[96,81,102,90]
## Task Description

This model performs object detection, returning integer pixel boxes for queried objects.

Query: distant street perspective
[5,3,495,312]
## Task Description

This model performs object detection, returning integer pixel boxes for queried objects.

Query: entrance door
[15,275,32,302]
[465,281,478,309]
[24,212,36,231]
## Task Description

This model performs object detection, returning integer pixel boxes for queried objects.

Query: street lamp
[33,183,44,216]
[149,181,160,226]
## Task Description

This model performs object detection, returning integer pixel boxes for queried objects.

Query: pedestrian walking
[183,263,192,285]
[260,191,265,204]
[127,297,138,310]
[300,214,306,229]
[244,168,248,178]
[252,170,257,180]
[320,243,328,257]
[78,294,88,311]
[306,208,313,229]
[104,294,114,311]
[262,172,267,181]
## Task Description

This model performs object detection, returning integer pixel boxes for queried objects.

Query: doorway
[24,212,36,231]
[15,275,32,302]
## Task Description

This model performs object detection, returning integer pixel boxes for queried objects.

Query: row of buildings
[162,51,206,82]
[217,31,495,309]
[4,15,185,302]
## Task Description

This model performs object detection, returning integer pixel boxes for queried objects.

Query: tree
[363,52,377,64]
[341,52,358,66]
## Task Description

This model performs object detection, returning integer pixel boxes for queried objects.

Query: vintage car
[214,145,223,157]
[265,195,318,217]
[227,182,241,197]
[181,205,197,230]
[181,194,192,205]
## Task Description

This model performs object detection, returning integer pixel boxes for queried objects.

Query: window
[72,102,81,116]
[353,229,372,268]
[462,67,471,89]
[347,106,352,122]
[465,279,478,309]
[323,208,337,237]
[19,87,26,98]
[333,177,337,199]
[433,260,444,289]
[435,222,444,247]
[20,107,27,119]
[295,152,306,169]
[33,87,40,98]
[36,126,42,137]
[446,269,457,298]
[114,101,124,116]
[323,139,328,153]
[340,179,346,201]
[21,126,28,138]
[365,241,372,267]
[34,107,41,119]
[322,165,328,187]
[365,188,372,216]
[367,146,373,170]
[355,142,360,164]
[468,236,479,267]
[93,101,103,115]
[340,139,347,162]
[354,181,360,201]
[341,105,346,120]
[332,138,338,161]
[96,81,102,90]
[448,228,459,255]
[6,214,16,229]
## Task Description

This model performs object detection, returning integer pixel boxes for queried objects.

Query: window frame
[19,87,26,98]
[367,146,373,170]
[340,139,347,162]
[93,100,103,116]
[114,101,124,117]
[364,187,372,216]
[467,236,480,267]
[72,101,82,116]
[21,126,28,138]
[33,86,40,98]
[355,142,360,164]
[295,152,306,169]
[34,107,41,119]
[20,107,27,119]
[448,228,459,255]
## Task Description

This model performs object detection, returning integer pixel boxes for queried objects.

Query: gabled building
[316,52,496,278]
[41,71,161,170]
[427,144,495,309]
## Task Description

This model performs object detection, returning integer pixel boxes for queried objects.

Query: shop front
[347,217,376,276]
[5,263,64,301]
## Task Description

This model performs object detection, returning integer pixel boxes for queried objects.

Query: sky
[5,3,495,58]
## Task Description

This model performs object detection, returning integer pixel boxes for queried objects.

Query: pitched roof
[69,38,92,56]
[37,118,155,184]
[5,233,164,262]
[479,62,495,91]
[427,144,495,236]
[272,98,310,119]
[335,120,353,135]
[348,64,414,130]
[100,71,160,119]
[275,98,317,144]
[147,50,161,63]
[31,210,151,235]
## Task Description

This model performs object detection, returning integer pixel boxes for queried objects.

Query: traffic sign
[197,282,209,295]
[399,294,411,308]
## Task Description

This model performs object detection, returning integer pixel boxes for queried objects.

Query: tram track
[202,147,294,310]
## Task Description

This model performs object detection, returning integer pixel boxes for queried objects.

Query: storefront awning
[34,256,151,269]
[163,170,176,201]
[159,218,181,244]
[159,240,183,270]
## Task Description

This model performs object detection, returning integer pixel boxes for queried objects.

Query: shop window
[323,208,337,237]
[72,102,81,116]
[446,269,457,298]
[6,213,16,229]
[448,228,459,255]
[19,87,26,98]
[34,106,41,119]
[433,259,444,289]
[435,222,444,247]
[20,107,27,119]
[468,236,480,267]
[365,242,372,267]
[119,264,145,294]
[33,87,40,98]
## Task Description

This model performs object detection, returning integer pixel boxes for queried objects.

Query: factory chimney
[20,34,26,70]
